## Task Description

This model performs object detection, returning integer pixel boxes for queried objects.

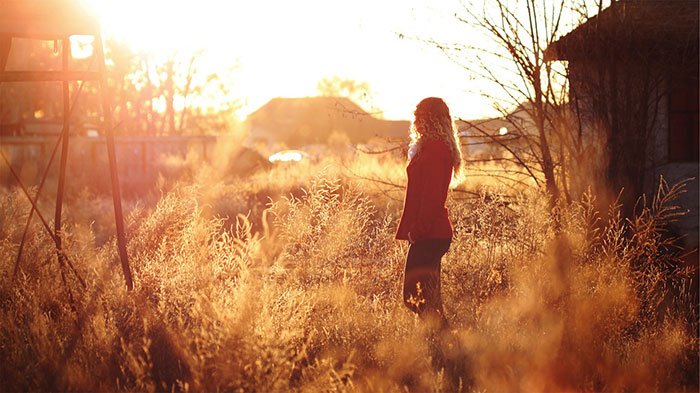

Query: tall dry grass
[0,151,697,392]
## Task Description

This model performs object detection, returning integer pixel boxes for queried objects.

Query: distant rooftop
[247,96,372,122]
[246,96,409,147]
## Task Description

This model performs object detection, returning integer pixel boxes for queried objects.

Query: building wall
[647,80,699,248]
[569,63,699,248]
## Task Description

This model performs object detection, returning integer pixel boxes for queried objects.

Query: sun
[85,0,221,54]
[81,0,346,113]
[77,0,499,121]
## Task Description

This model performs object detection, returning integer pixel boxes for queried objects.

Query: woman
[396,97,462,327]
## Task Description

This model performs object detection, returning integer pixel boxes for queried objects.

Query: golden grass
[0,151,697,392]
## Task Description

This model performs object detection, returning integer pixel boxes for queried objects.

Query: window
[668,66,699,162]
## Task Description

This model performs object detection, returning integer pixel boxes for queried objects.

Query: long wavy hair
[408,97,463,183]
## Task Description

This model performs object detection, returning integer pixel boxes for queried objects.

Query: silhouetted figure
[396,97,462,329]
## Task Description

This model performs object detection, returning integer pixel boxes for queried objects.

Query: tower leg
[55,37,76,308]
[54,39,70,255]
[95,34,133,290]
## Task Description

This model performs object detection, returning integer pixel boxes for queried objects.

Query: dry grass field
[0,148,697,392]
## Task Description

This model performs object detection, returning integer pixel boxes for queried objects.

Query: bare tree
[316,76,383,117]
[161,53,176,135]
[419,0,581,207]
[177,50,203,135]
[0,38,236,137]
[423,0,697,216]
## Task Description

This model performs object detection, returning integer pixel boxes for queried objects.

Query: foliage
[0,39,239,136]
[0,153,697,392]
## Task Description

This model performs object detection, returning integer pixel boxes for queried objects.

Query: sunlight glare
[82,0,500,120]
[269,150,307,163]
[70,36,94,59]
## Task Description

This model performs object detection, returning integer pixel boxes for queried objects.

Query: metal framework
[0,1,133,290]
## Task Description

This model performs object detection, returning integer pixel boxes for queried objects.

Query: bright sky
[85,0,526,121]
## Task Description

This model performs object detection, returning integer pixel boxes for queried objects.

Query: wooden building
[546,0,699,247]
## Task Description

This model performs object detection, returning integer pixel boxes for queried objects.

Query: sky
[84,0,559,121]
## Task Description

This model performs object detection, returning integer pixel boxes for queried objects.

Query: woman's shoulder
[413,140,451,170]
[421,139,450,154]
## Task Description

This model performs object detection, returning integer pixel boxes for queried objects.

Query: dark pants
[403,238,451,325]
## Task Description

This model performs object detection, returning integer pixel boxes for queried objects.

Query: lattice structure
[0,0,133,290]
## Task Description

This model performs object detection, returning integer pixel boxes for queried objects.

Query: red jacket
[395,140,453,241]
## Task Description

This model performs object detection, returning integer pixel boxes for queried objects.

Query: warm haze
[84,0,498,120]
[1,0,697,391]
